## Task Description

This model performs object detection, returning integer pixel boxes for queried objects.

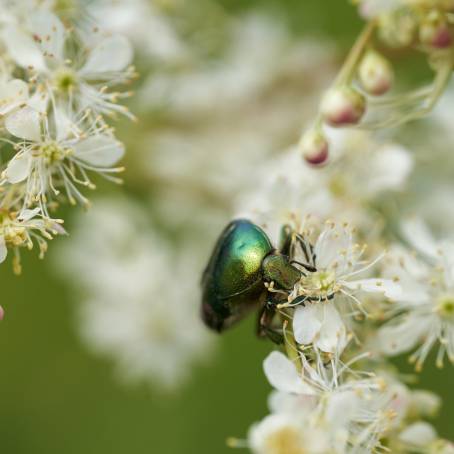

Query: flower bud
[300,130,329,166]
[409,390,441,419]
[419,12,453,48]
[378,9,418,48]
[320,87,366,126]
[358,51,393,96]
[0,305,4,321]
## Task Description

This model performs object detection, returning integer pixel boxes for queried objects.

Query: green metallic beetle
[201,219,314,341]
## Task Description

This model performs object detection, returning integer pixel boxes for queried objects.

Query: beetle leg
[256,300,284,345]
[279,224,293,256]
[295,233,316,266]
[289,259,316,273]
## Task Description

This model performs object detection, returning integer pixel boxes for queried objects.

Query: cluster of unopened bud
[302,48,394,166]
[378,5,454,50]
[303,1,454,167]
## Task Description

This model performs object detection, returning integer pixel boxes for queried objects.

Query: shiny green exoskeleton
[201,219,302,334]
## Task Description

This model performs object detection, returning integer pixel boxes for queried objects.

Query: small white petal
[5,153,31,184]
[316,304,346,353]
[80,35,133,76]
[1,25,46,71]
[399,422,437,447]
[5,107,41,141]
[377,315,429,356]
[293,304,321,345]
[263,351,314,395]
[314,226,352,270]
[325,390,359,428]
[344,278,402,299]
[401,218,438,259]
[27,91,49,113]
[74,135,125,167]
[0,236,7,263]
[18,207,41,221]
[267,390,316,415]
[0,79,29,115]
[29,11,65,62]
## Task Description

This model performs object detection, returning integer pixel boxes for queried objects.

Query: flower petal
[399,422,437,447]
[293,304,322,345]
[27,91,49,113]
[401,218,438,259]
[316,304,347,353]
[5,152,31,184]
[1,25,46,71]
[263,351,314,395]
[18,207,41,222]
[74,135,125,167]
[377,315,429,356]
[0,235,7,263]
[344,278,402,300]
[0,79,29,115]
[80,35,133,76]
[314,225,352,271]
[29,11,65,62]
[325,390,359,428]
[5,107,41,141]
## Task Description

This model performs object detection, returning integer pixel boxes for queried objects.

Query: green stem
[281,312,302,373]
[335,21,376,86]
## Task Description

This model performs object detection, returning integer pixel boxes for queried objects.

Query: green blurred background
[0,1,452,453]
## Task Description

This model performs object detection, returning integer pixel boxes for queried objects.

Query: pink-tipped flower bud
[358,50,394,96]
[300,130,329,166]
[419,13,453,48]
[320,87,366,127]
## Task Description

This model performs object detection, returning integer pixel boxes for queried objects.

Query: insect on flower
[200,219,320,342]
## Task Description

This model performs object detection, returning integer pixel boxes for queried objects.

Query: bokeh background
[0,1,453,453]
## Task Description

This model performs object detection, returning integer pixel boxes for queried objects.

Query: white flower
[248,413,333,454]
[1,106,124,213]
[0,207,64,274]
[377,219,454,368]
[1,10,134,120]
[286,221,401,353]
[257,350,392,453]
[238,130,413,241]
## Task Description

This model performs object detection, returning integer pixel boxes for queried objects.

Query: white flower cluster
[235,125,454,452]
[0,1,134,274]
[246,349,453,454]
[57,198,212,389]
[56,9,337,389]
[48,1,454,449]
